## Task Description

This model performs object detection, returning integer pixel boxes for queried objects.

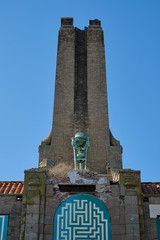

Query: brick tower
[39,18,122,173]
[3,18,158,240]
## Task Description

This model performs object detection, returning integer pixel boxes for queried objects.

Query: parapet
[88,19,102,29]
[61,17,73,28]
[89,19,101,26]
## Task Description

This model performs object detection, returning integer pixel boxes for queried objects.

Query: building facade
[0,18,160,240]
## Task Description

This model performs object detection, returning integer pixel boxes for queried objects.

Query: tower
[39,18,122,173]
[2,18,160,240]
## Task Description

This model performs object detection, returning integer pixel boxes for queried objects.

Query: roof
[141,182,160,195]
[0,181,24,194]
[0,181,160,195]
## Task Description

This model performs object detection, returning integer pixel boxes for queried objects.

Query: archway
[53,194,111,240]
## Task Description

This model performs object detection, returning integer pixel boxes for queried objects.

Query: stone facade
[142,192,160,239]
[1,172,160,240]
[18,168,143,240]
[19,167,156,240]
[0,195,22,240]
[0,18,160,240]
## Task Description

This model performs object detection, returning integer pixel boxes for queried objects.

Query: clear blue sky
[0,0,160,182]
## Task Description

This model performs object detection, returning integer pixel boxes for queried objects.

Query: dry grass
[110,168,120,181]
[106,168,120,181]
[47,163,73,178]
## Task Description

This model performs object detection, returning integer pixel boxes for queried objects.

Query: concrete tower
[39,18,122,173]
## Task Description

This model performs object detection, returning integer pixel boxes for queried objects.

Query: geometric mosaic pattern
[0,215,8,240]
[54,194,111,240]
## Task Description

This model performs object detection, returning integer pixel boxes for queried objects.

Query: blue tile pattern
[0,215,8,240]
[54,194,111,240]
[157,216,160,240]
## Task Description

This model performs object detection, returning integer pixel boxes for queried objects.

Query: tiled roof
[0,181,160,195]
[141,182,160,195]
[0,181,24,194]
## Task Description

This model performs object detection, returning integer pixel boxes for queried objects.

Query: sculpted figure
[71,132,90,170]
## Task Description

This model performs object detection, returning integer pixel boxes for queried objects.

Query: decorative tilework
[54,194,111,240]
[157,216,160,240]
[0,215,8,240]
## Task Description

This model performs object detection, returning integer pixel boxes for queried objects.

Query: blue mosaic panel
[54,194,111,240]
[0,215,8,240]
[157,216,160,240]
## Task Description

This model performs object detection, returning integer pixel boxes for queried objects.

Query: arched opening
[53,194,111,240]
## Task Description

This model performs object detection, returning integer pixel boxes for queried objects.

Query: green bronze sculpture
[71,132,90,170]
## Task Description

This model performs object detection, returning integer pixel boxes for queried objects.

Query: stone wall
[19,168,144,240]
[1,169,159,240]
[0,194,22,240]
[142,195,160,240]
[20,169,47,240]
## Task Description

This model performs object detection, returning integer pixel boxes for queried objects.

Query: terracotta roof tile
[0,181,24,194]
[0,181,160,195]
[20,184,24,194]
[141,182,160,195]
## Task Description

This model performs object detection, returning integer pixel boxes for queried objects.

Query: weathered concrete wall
[47,170,143,240]
[19,169,144,240]
[119,170,143,240]
[0,194,22,240]
[3,168,157,240]
[20,169,47,240]
[142,196,160,240]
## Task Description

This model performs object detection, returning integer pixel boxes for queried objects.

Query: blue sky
[0,0,160,181]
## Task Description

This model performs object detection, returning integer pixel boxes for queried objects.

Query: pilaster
[20,169,46,240]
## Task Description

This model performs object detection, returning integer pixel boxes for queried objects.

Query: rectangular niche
[58,184,96,192]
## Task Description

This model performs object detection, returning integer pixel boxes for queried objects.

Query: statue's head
[74,132,88,148]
